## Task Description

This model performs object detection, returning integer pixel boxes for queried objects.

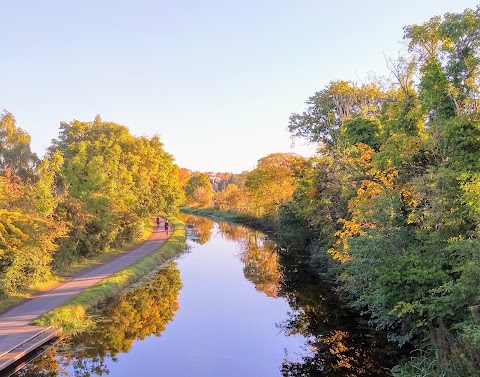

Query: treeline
[183,7,480,375]
[0,114,182,299]
[182,152,306,221]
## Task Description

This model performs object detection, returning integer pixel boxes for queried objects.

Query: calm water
[13,215,397,377]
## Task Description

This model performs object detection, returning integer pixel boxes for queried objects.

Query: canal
[12,214,398,376]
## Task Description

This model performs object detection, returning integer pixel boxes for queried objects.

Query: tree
[0,172,67,296]
[404,7,480,120]
[244,153,305,218]
[50,117,182,258]
[0,111,39,180]
[0,116,66,297]
[342,117,382,150]
[215,183,245,211]
[281,7,480,371]
[288,81,389,145]
[177,168,191,190]
[184,173,213,207]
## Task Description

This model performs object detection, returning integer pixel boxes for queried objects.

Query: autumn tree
[184,173,214,207]
[244,153,305,218]
[177,168,191,191]
[215,183,245,211]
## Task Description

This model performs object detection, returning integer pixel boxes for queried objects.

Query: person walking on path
[164,220,169,235]
[156,216,161,230]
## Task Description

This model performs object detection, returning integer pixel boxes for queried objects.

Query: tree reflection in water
[15,263,182,377]
[181,214,282,298]
[217,221,246,242]
[239,230,282,298]
[178,213,214,244]
[278,252,398,376]
[181,215,398,376]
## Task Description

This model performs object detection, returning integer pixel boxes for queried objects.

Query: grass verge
[33,217,186,336]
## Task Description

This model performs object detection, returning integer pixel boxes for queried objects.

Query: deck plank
[0,326,61,371]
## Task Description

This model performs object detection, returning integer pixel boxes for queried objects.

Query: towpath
[0,218,171,354]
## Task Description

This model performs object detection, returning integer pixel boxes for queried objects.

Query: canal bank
[0,217,186,374]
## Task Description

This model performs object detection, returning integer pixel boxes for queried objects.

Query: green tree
[281,7,480,373]
[0,117,66,297]
[341,117,382,150]
[0,172,67,297]
[50,117,182,260]
[404,7,480,120]
[288,81,388,145]
[0,111,39,180]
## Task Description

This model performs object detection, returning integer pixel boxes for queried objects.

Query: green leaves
[50,118,182,259]
[288,81,388,145]
[282,7,480,370]
[405,7,480,120]
[0,111,39,180]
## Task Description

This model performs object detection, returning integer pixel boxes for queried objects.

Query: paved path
[0,218,172,355]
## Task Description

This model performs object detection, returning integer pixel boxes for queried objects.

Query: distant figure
[164,220,169,235]
[156,216,160,230]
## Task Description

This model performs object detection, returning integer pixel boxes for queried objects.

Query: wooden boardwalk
[0,220,171,374]
[0,326,61,374]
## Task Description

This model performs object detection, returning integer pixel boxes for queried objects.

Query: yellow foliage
[328,145,400,263]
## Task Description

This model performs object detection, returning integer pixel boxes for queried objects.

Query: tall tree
[288,81,389,145]
[0,111,39,180]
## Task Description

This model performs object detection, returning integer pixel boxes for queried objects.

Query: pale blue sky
[1,1,478,173]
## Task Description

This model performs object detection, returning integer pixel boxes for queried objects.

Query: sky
[1,1,479,173]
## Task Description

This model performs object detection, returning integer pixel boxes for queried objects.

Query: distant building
[208,173,220,191]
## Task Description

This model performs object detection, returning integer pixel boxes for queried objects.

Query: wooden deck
[0,325,61,374]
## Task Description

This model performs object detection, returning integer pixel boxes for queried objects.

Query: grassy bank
[33,217,187,336]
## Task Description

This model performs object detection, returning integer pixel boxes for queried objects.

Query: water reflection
[240,232,282,298]
[180,214,282,298]
[217,221,246,242]
[180,214,397,376]
[278,252,397,376]
[15,263,182,377]
[179,214,214,244]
